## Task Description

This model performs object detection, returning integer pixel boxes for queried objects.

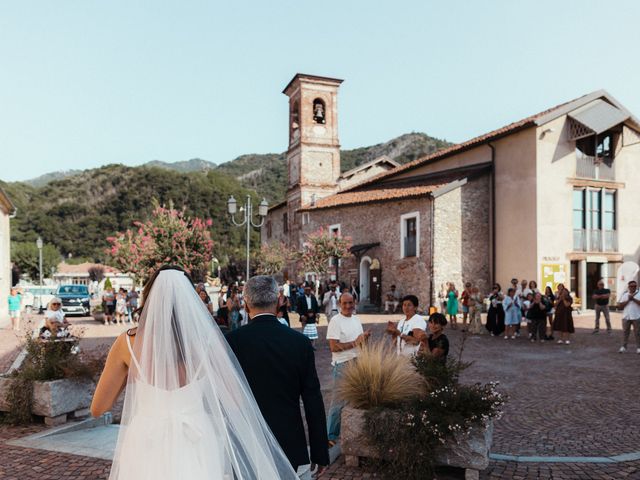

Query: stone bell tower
[283,74,343,232]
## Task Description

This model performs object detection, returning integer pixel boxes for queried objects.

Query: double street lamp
[227,195,269,281]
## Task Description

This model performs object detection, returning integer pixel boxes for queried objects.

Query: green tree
[11,242,62,281]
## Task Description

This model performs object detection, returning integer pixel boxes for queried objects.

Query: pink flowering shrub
[256,242,293,276]
[107,201,214,282]
[299,226,352,278]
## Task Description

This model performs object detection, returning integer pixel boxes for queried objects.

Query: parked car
[56,284,91,316]
[18,285,58,313]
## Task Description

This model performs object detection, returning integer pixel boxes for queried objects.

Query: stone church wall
[302,197,433,311]
[433,174,491,300]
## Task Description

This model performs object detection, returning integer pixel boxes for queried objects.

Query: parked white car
[18,285,58,313]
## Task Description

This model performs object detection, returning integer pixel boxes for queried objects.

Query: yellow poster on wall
[541,263,567,291]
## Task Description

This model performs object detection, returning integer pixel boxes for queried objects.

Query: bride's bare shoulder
[111,328,137,353]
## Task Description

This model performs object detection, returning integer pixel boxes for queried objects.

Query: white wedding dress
[108,269,298,480]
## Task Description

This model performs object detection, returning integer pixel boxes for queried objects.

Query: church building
[262,73,640,311]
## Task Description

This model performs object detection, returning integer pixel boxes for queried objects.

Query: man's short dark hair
[401,295,419,307]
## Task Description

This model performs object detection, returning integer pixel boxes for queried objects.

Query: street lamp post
[36,236,43,312]
[227,195,269,281]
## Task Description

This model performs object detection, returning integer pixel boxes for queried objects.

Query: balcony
[573,229,618,252]
[575,154,615,181]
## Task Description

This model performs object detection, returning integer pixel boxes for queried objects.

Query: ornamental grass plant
[358,337,506,480]
[337,340,425,409]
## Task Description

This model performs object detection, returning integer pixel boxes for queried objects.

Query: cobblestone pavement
[1,310,639,479]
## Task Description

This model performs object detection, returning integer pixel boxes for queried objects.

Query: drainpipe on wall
[9,208,17,219]
[430,195,435,309]
[488,143,496,285]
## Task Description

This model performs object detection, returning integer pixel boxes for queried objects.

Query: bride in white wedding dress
[91,265,299,480]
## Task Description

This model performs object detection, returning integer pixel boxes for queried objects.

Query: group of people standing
[438,282,484,333]
[484,278,575,343]
[101,286,139,325]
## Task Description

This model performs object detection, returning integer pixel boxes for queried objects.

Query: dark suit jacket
[225,314,329,469]
[296,295,320,323]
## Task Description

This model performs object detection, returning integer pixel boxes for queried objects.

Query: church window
[313,98,326,124]
[283,213,289,233]
[266,220,272,239]
[302,212,310,225]
[400,212,420,258]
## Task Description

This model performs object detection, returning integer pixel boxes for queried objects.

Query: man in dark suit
[226,276,329,478]
[297,284,320,327]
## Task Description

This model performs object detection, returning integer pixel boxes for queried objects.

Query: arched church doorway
[369,258,382,307]
[359,256,371,303]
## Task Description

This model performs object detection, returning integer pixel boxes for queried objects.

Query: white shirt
[305,295,312,310]
[621,291,640,320]
[326,313,364,365]
[396,314,427,356]
[324,291,338,311]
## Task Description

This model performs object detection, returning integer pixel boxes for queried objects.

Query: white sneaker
[637,348,640,354]
[504,336,508,339]
[619,347,627,353]
[557,340,564,344]
[511,335,516,340]
[565,340,570,345]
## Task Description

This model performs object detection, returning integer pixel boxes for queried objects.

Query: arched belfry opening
[313,98,326,124]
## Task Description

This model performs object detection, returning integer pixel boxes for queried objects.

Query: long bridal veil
[110,269,298,480]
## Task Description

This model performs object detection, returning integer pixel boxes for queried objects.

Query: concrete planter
[0,376,95,426]
[341,406,493,480]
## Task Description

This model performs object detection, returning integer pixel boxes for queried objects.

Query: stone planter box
[341,406,493,480]
[92,312,105,323]
[0,376,95,426]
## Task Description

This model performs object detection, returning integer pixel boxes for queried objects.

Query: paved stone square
[0,310,639,479]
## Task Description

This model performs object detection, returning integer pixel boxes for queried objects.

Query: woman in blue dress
[446,283,459,329]
[503,288,521,339]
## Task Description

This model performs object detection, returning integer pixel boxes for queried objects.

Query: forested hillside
[3,165,259,265]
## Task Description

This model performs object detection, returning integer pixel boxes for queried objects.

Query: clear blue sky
[2,0,639,182]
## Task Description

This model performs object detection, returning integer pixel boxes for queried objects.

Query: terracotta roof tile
[56,262,121,275]
[347,94,586,190]
[299,185,442,211]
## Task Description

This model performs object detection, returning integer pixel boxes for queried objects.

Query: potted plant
[339,341,504,480]
[0,335,102,426]
[91,303,105,323]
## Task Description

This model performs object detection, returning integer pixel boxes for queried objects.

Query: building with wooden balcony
[263,76,640,311]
